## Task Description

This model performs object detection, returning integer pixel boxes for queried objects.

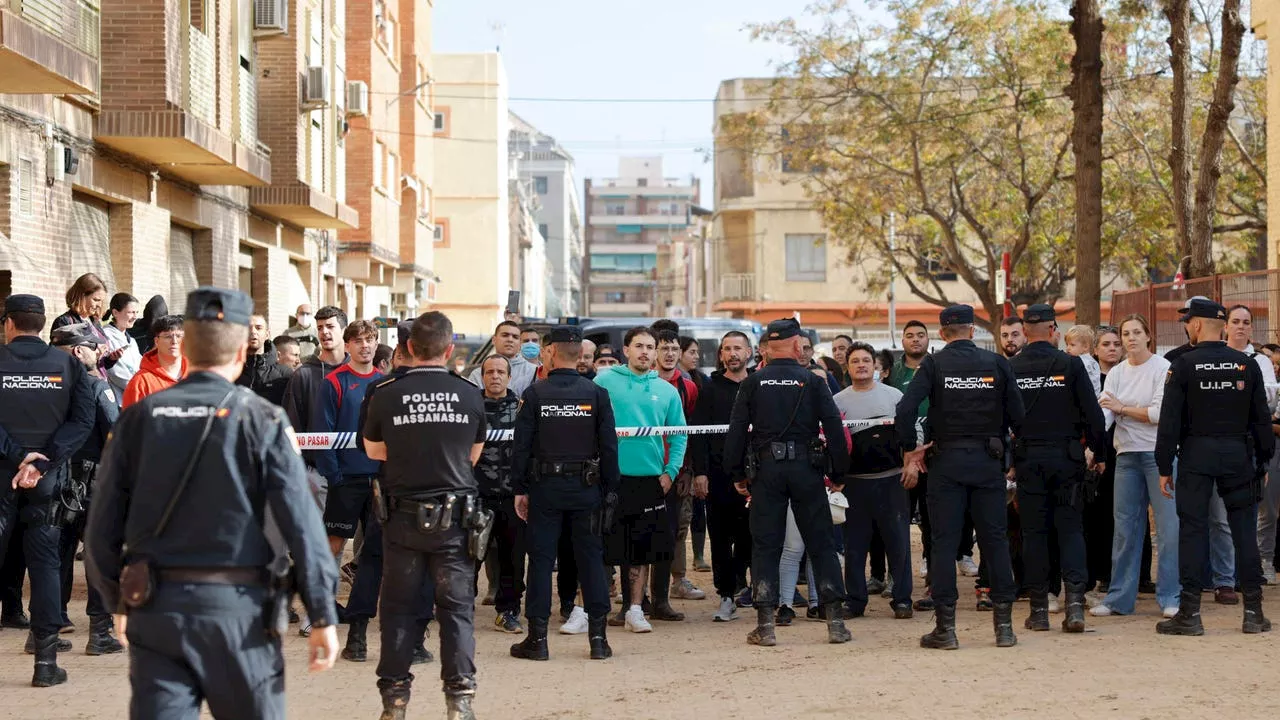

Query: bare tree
[1069,0,1106,325]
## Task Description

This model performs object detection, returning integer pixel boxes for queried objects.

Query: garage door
[169,225,198,304]
[71,194,115,289]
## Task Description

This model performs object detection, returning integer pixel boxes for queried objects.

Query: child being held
[1064,324,1102,395]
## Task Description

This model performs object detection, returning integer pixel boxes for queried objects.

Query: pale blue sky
[432,0,809,205]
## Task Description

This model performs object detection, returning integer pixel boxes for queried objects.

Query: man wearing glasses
[122,315,186,408]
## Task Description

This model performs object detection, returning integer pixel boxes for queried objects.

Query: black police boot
[826,604,852,644]
[1242,589,1272,634]
[1024,593,1050,631]
[920,604,959,650]
[1,610,30,629]
[85,615,124,656]
[510,617,549,661]
[993,602,1017,647]
[446,694,477,720]
[378,682,410,720]
[746,607,776,647]
[24,631,71,654]
[588,616,612,660]
[341,618,368,662]
[31,633,68,688]
[1063,588,1087,634]
[1156,591,1204,636]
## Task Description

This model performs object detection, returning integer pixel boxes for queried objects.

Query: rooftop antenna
[489,20,506,53]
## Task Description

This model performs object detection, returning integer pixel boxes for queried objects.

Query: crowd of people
[0,272,1277,718]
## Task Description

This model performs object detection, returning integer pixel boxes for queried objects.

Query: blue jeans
[1104,452,1180,613]
[778,505,817,609]
[1208,486,1235,588]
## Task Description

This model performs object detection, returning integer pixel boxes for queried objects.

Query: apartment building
[508,170,548,318]
[656,205,712,318]
[583,156,699,317]
[430,52,511,335]
[509,111,583,316]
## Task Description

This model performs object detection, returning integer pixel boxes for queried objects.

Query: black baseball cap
[596,345,616,361]
[765,318,802,341]
[1023,303,1055,324]
[1,294,44,321]
[185,287,253,327]
[1180,297,1227,321]
[50,322,102,348]
[939,304,975,326]
[548,325,583,344]
[396,320,413,350]
[1178,295,1212,322]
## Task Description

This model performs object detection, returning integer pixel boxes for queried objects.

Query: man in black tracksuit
[237,315,293,406]
[474,355,525,634]
[692,331,753,623]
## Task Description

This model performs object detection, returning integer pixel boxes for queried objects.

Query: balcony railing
[238,64,257,145]
[6,0,100,56]
[187,26,214,123]
[720,273,755,301]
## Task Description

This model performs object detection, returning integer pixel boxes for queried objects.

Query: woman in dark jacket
[129,295,168,355]
[52,273,119,375]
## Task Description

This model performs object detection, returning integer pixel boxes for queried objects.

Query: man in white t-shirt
[833,342,914,619]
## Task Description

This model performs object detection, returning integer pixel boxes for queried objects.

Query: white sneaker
[558,606,588,635]
[1047,593,1062,614]
[1089,604,1115,617]
[1264,565,1277,585]
[958,556,979,577]
[625,608,652,633]
[1162,606,1179,618]
[1085,591,1105,608]
[713,597,739,622]
[919,558,929,578]
[670,578,707,600]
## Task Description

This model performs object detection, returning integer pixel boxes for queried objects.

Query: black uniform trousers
[705,466,751,600]
[1176,468,1264,596]
[1014,445,1088,596]
[556,523,579,616]
[748,456,846,609]
[348,513,436,623]
[0,465,64,638]
[1,524,26,615]
[60,462,107,624]
[525,475,609,622]
[842,474,913,613]
[126,583,282,720]
[927,446,1016,607]
[476,495,526,616]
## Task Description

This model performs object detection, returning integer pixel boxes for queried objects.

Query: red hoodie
[663,371,699,469]
[122,348,188,408]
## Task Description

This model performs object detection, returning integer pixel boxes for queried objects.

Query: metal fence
[1110,269,1280,355]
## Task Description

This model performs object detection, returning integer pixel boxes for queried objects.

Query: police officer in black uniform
[1008,304,1107,634]
[362,311,487,720]
[0,294,95,687]
[84,287,340,718]
[509,324,618,661]
[49,322,125,656]
[1155,297,1273,636]
[722,318,852,647]
[895,304,1025,650]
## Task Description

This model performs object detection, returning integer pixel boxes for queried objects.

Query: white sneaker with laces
[1047,593,1062,614]
[625,608,653,633]
[919,559,929,578]
[1085,591,1105,608]
[1089,604,1115,617]
[713,597,738,622]
[671,578,707,600]
[1162,606,1179,618]
[958,556,979,577]
[559,606,588,635]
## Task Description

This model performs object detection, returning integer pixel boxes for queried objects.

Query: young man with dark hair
[272,335,302,371]
[373,343,394,375]
[655,330,706,608]
[831,335,854,387]
[282,305,349,436]
[469,320,536,396]
[1000,316,1027,358]
[237,314,293,406]
[314,320,384,661]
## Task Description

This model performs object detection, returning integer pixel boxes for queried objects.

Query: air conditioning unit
[45,143,64,184]
[302,66,329,109]
[345,81,368,117]
[254,0,287,34]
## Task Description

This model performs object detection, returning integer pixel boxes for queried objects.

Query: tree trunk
[1188,0,1246,277]
[1164,0,1194,272]
[1069,0,1105,326]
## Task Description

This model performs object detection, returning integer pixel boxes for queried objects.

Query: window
[785,234,826,282]
[373,140,385,189]
[17,158,34,217]
[591,254,656,273]
[434,218,450,247]
[387,152,399,192]
[637,178,648,187]
[533,176,548,195]
[604,292,625,303]
[433,107,450,136]
[604,201,626,216]
[538,223,549,239]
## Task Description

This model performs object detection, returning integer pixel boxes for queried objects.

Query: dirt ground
[2,526,1278,720]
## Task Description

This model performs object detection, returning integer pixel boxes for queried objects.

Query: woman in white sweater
[1090,314,1180,618]
[101,292,142,403]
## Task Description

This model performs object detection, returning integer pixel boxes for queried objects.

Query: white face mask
[295,313,313,329]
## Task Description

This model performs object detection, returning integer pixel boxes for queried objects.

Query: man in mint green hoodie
[594,327,688,633]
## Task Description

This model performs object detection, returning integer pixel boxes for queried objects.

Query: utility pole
[888,212,897,346]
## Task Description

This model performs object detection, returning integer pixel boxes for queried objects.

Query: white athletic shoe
[559,606,588,635]
[625,608,653,633]
[1162,606,1179,619]
[1085,591,1105,608]
[670,578,707,600]
[919,558,929,578]
[713,597,739,622]
[1089,604,1115,617]
[1047,593,1062,614]
[958,556,980,577]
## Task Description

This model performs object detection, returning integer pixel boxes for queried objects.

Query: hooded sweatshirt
[595,364,686,478]
[237,339,293,406]
[122,348,187,408]
[282,352,349,434]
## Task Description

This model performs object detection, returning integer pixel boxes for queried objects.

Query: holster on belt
[264,556,295,640]
[371,479,389,525]
[56,464,91,528]
[743,450,758,481]
[119,558,157,611]
[584,459,601,488]
[462,495,495,561]
[591,490,618,536]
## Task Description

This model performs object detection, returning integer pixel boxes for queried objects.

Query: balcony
[588,272,657,287]
[589,301,652,316]
[588,214,689,229]
[250,184,359,230]
[589,179,696,198]
[337,240,400,287]
[720,273,756,301]
[0,0,99,94]
[96,111,272,186]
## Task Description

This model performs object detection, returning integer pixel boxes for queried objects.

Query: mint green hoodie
[595,364,687,478]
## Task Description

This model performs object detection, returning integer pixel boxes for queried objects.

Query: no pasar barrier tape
[293,418,898,450]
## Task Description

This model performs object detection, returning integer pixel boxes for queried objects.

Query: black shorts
[605,475,673,566]
[323,477,373,538]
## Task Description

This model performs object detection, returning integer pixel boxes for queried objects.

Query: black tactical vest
[1182,346,1252,437]
[0,342,76,451]
[1010,347,1079,440]
[533,377,600,462]
[928,345,1004,441]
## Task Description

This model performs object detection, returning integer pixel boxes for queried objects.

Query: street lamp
[385,79,433,110]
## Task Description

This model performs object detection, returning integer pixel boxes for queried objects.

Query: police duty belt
[295,417,909,450]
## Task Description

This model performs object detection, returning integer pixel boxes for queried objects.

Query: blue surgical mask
[520,342,541,361]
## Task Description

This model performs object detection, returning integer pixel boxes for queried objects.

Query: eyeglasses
[155,332,184,342]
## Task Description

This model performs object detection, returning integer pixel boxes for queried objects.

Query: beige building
[430,52,511,335]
